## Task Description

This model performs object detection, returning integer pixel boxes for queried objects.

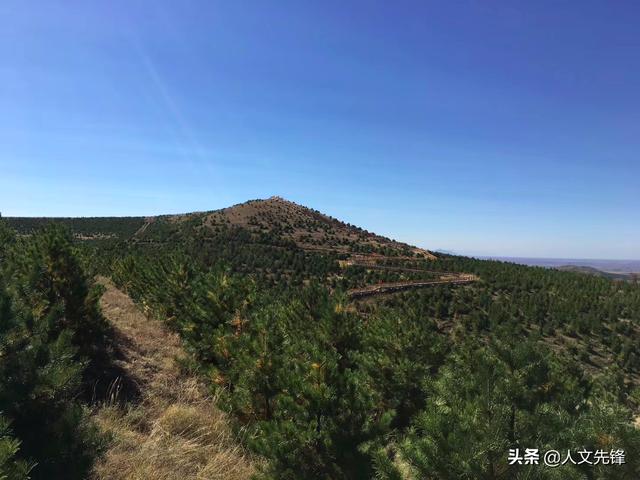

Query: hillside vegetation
[2,198,640,479]
[0,222,107,479]
[557,265,638,282]
[92,277,255,480]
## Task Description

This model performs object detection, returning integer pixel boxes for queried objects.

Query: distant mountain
[556,265,637,282]
[486,256,640,275]
[434,249,460,256]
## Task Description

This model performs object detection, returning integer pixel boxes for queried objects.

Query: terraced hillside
[127,196,435,258]
[6,197,460,296]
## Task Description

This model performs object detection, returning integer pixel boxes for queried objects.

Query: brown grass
[91,277,256,480]
[171,196,436,259]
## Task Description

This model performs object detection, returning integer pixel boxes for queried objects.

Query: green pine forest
[2,198,640,479]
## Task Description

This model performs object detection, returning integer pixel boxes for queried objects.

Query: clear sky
[1,1,638,259]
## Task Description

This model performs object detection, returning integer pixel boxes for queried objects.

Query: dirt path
[96,276,183,395]
[132,217,155,239]
[348,274,479,299]
[92,277,255,480]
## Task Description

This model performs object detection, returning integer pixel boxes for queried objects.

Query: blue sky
[1,1,638,259]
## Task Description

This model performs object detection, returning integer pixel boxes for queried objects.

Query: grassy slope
[92,277,256,480]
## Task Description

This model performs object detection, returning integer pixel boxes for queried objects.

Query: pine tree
[0,222,104,479]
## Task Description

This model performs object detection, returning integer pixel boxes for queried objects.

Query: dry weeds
[91,277,256,480]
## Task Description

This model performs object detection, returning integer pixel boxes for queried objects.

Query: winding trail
[341,254,478,298]
[347,274,478,299]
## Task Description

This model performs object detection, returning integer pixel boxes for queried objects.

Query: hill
[6,197,454,295]
[129,196,434,258]
[5,197,434,258]
[557,264,637,281]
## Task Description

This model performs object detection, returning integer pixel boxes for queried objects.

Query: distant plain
[485,257,640,274]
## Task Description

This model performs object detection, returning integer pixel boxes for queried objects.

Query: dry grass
[174,196,436,259]
[92,277,256,480]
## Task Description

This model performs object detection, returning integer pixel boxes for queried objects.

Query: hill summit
[133,196,436,259]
